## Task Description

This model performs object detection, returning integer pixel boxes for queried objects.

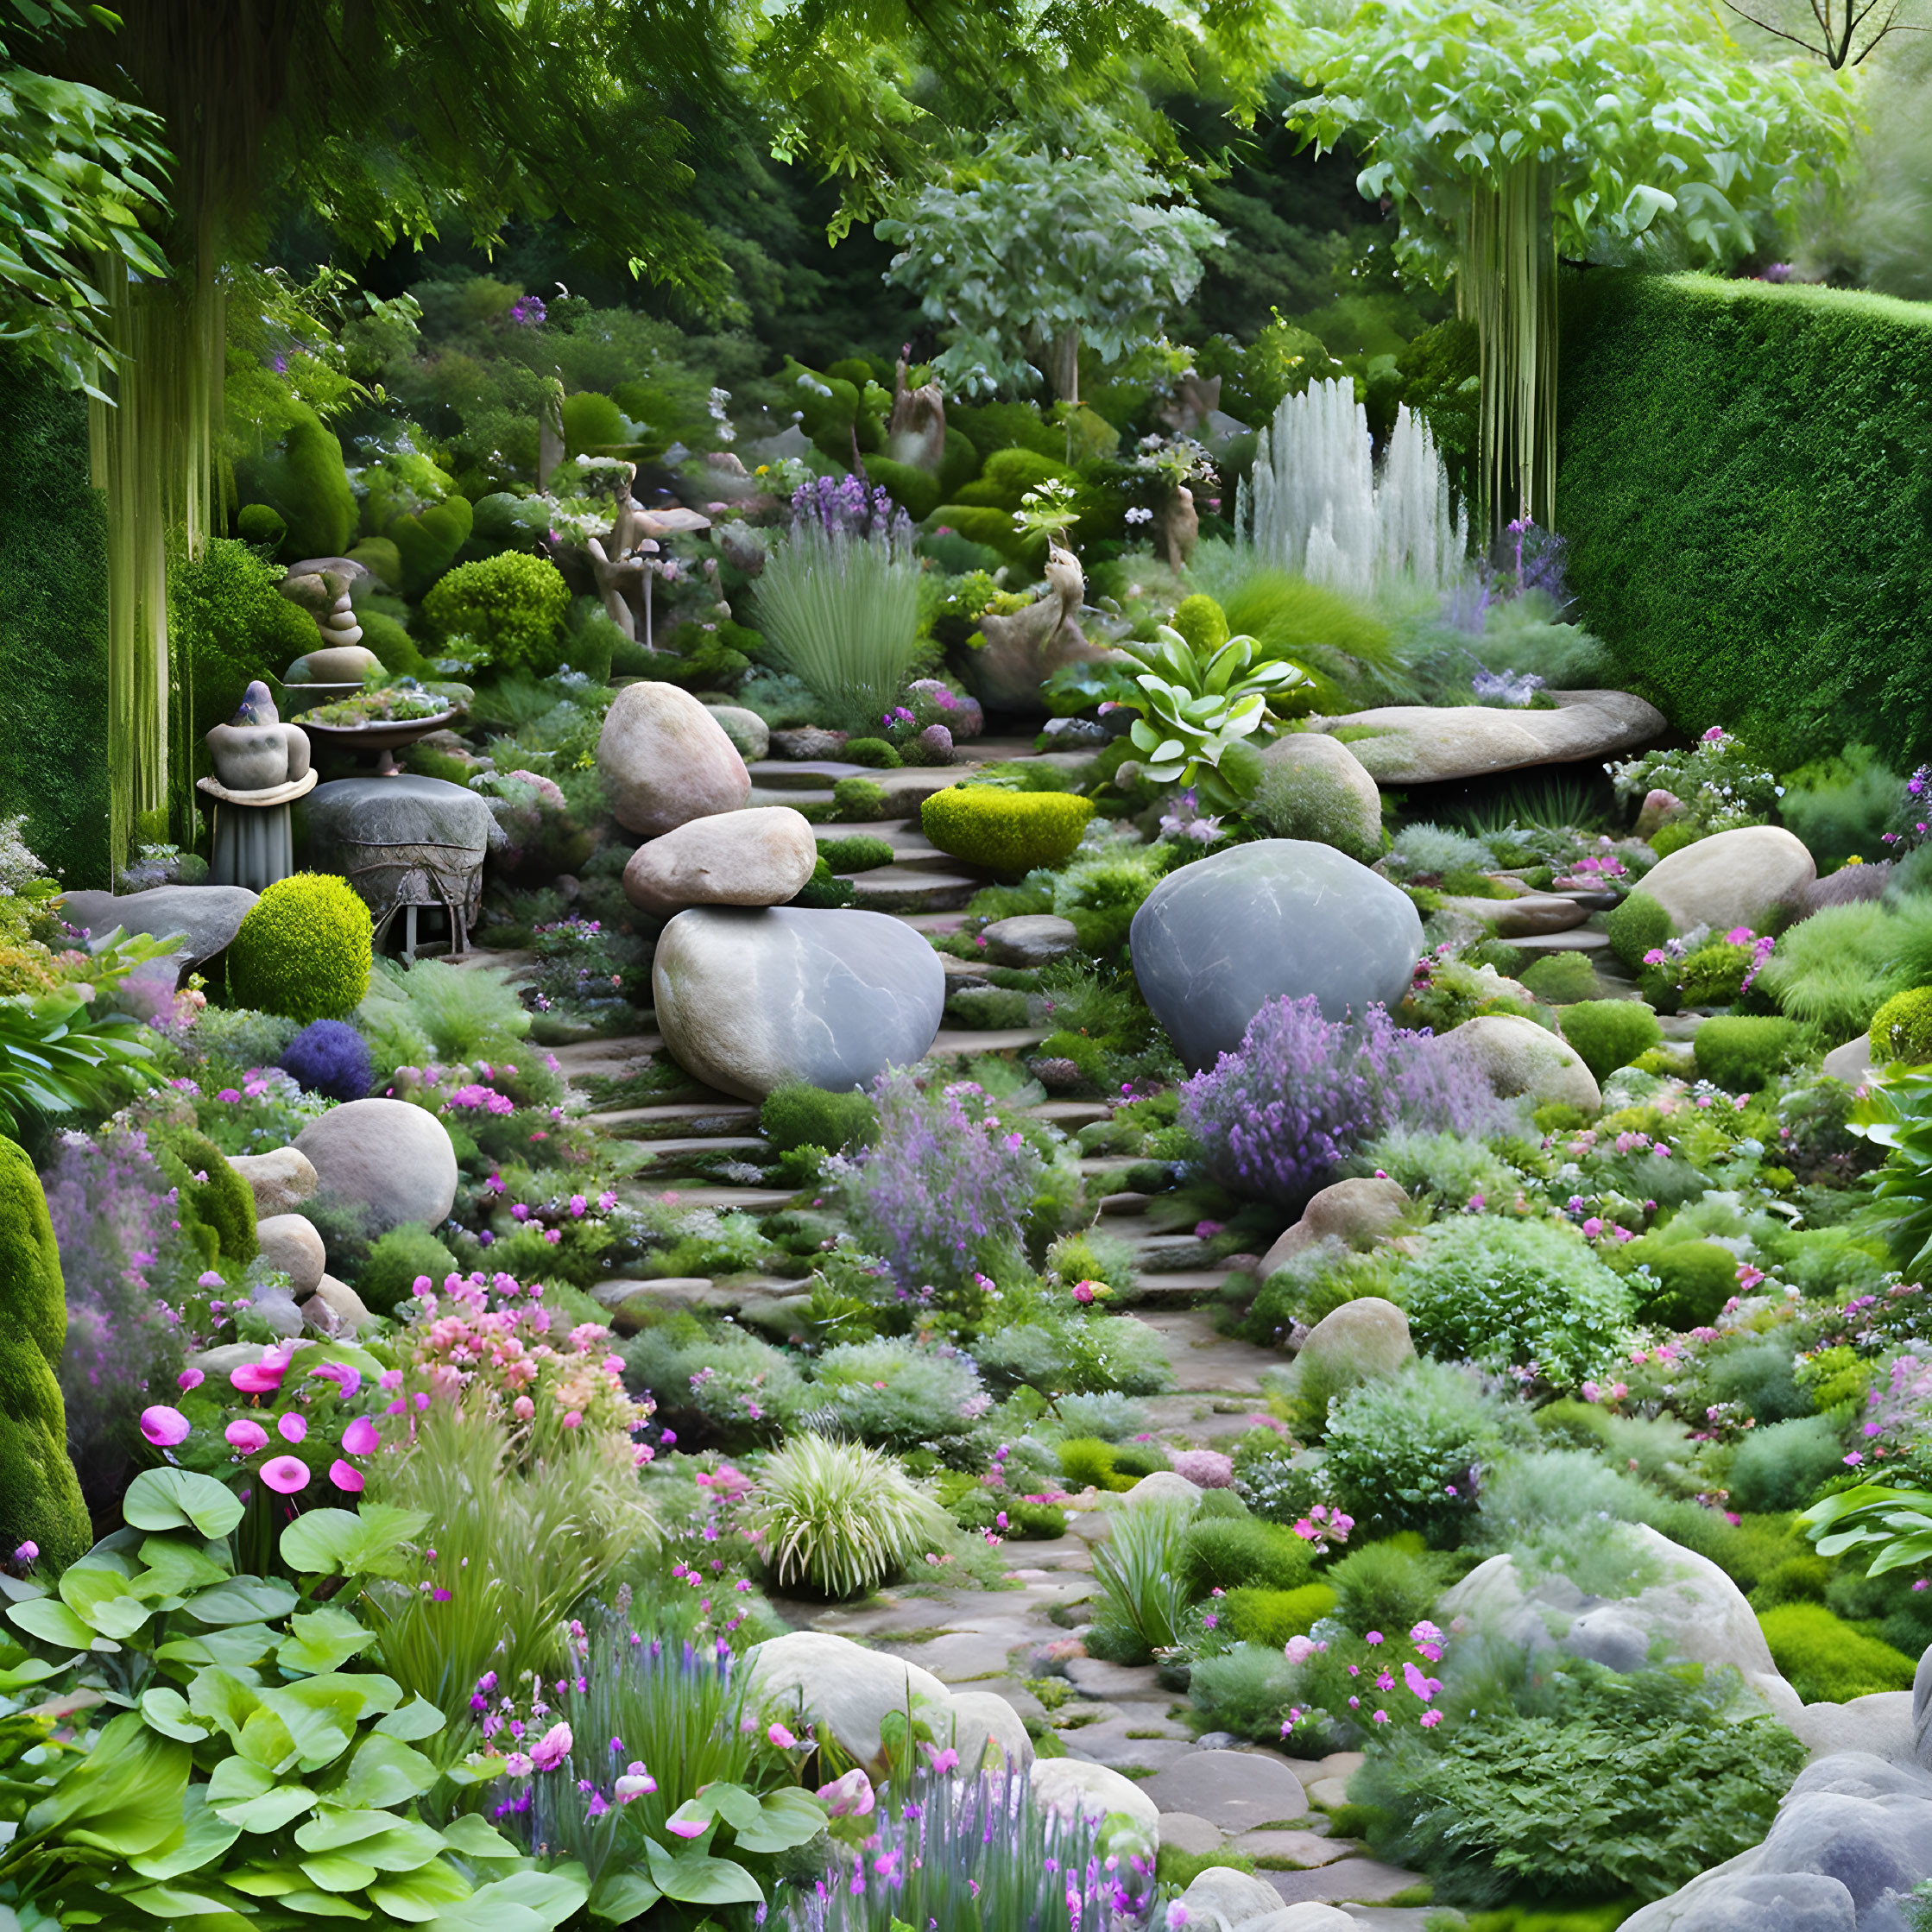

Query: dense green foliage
[421,551,571,672]
[1558,1001,1661,1084]
[358,1223,460,1316]
[168,537,319,745]
[153,1127,259,1269]
[227,874,375,1023]
[0,1137,91,1569]
[1872,987,1932,1064]
[1604,893,1671,971]
[1756,1601,1919,1702]
[1181,1516,1316,1596]
[1561,273,1932,762]
[1694,1017,1800,1092]
[922,786,1094,874]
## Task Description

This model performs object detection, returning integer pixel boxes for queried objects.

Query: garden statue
[1155,483,1199,571]
[887,348,946,471]
[198,681,317,889]
[967,542,1127,713]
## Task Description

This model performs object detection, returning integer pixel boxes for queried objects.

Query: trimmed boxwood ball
[1605,890,1672,969]
[841,737,901,769]
[1519,952,1599,1004]
[152,1127,258,1268]
[1870,985,1932,1064]
[356,1223,459,1317]
[420,550,570,672]
[1170,593,1230,655]
[279,1019,373,1102]
[1695,1015,1800,1090]
[818,835,896,874]
[227,874,373,1024]
[1619,1235,1739,1329]
[236,502,287,548]
[1558,999,1663,1083]
[0,1136,94,1571]
[922,785,1094,874]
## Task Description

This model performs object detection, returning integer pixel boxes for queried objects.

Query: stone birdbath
[300,690,462,777]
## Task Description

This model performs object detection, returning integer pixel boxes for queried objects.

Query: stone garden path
[471,736,1660,1927]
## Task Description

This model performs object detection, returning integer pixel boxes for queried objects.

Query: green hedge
[0,355,110,887]
[1558,272,1932,766]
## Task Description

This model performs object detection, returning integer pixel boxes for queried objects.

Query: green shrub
[946,987,1031,1028]
[955,446,1073,513]
[818,835,896,873]
[559,389,627,454]
[1325,1359,1525,1544]
[759,1083,880,1155]
[1056,1437,1130,1492]
[1247,754,1382,863]
[1171,594,1230,655]
[236,502,286,547]
[1557,1000,1662,1083]
[1604,892,1671,970]
[751,1434,951,1599]
[790,856,857,908]
[1397,1218,1634,1388]
[1219,1583,1338,1647]
[1518,953,1599,1004]
[1619,1235,1739,1329]
[841,736,902,768]
[922,786,1094,874]
[1089,1496,1196,1664]
[227,874,373,1023]
[1871,985,1932,1064]
[924,504,1037,567]
[356,606,427,678]
[1757,900,1904,1040]
[0,1136,93,1569]
[1326,1539,1449,1638]
[1182,1517,1316,1597]
[421,552,571,672]
[1725,1416,1847,1515]
[1694,1015,1800,1090]
[237,405,356,559]
[388,495,474,599]
[831,776,888,821]
[153,1127,258,1269]
[357,1223,459,1316]
[860,454,942,522]
[1560,270,1932,766]
[1109,1441,1172,1481]
[1757,1601,1918,1702]
[168,537,325,742]
[1216,569,1398,696]
[1187,1642,1297,1742]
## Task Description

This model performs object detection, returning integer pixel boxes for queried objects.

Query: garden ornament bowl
[300,708,462,776]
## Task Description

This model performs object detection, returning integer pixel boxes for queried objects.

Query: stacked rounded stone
[1636,825,1817,935]
[622,806,818,915]
[652,906,944,1102]
[226,1146,319,1216]
[1128,839,1424,1071]
[597,681,752,836]
[293,1097,459,1235]
[980,913,1079,967]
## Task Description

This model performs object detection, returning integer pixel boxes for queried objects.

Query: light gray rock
[255,1214,325,1295]
[1115,1471,1203,1511]
[225,1146,319,1216]
[59,885,258,967]
[980,914,1080,968]
[1293,1297,1413,1381]
[1788,1693,1916,1766]
[1822,1035,1874,1087]
[1140,1749,1309,1832]
[294,1098,458,1235]
[1756,1789,1932,1909]
[1173,1864,1288,1931]
[946,1689,1033,1771]
[243,1281,303,1339]
[1790,1752,1932,1802]
[1436,1012,1601,1114]
[285,643,380,685]
[1260,1176,1411,1272]
[1431,891,1589,938]
[301,1273,374,1338]
[1311,689,1668,784]
[1668,1873,1858,1932]
[598,681,752,837]
[1638,826,1817,936]
[747,1631,952,1773]
[702,704,771,762]
[622,806,818,915]
[1918,1638,1932,1770]
[306,775,496,878]
[652,906,944,1102]
[1242,1909,1361,1932]
[1129,839,1424,1072]
[1253,730,1383,858]
[1028,1757,1160,1855]
[1157,1811,1224,1857]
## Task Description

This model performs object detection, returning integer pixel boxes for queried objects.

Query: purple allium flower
[279,1020,373,1102]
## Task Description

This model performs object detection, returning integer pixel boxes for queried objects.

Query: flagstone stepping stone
[1131,840,1423,1071]
[1064,1657,1164,1700]
[1304,1777,1352,1809]
[1235,1828,1355,1870]
[1266,1860,1433,1907]
[1141,1749,1310,1831]
[1158,1813,1225,1856]
[981,913,1080,966]
[885,1631,1017,1683]
[1436,891,1588,936]
[1310,689,1666,784]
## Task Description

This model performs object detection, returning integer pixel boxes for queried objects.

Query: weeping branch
[1719,0,1924,68]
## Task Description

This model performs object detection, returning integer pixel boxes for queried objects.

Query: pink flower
[278,1412,307,1443]
[1070,1282,1096,1304]
[1403,1661,1440,1702]
[177,1368,205,1392]
[311,1362,363,1400]
[261,1455,310,1494]
[512,1395,535,1421]
[921,1745,960,1775]
[1365,1630,1385,1645]
[1284,1634,1324,1666]
[1420,1708,1443,1728]
[13,1542,37,1563]
[230,1350,290,1395]
[615,1765,658,1803]
[666,1817,707,1839]
[224,1419,269,1454]
[329,1459,366,1492]
[139,1405,191,1447]
[529,1721,573,1771]
[818,1765,876,1815]
[767,1722,799,1749]
[341,1417,381,1456]
[502,1752,534,1777]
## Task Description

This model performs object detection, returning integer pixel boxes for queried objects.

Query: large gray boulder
[622,806,818,915]
[59,885,257,967]
[293,1098,458,1234]
[652,906,944,1102]
[1638,826,1817,936]
[1128,839,1423,1071]
[597,681,752,837]
[1310,689,1667,784]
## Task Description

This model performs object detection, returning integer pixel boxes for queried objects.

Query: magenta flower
[329,1459,366,1492]
[1403,1660,1441,1702]
[177,1368,205,1392]
[225,1418,269,1453]
[230,1351,290,1395]
[139,1405,192,1447]
[529,1720,573,1771]
[278,1413,308,1443]
[502,1751,534,1777]
[341,1416,381,1456]
[666,1817,708,1839]
[310,1362,363,1400]
[13,1542,38,1564]
[261,1455,310,1494]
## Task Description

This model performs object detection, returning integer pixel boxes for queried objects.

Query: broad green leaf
[373,1695,445,1742]
[730,1784,830,1855]
[188,1666,262,1745]
[212,1783,317,1834]
[59,1569,153,1641]
[221,1861,302,1897]
[234,1705,298,1771]
[706,1782,762,1834]
[299,1853,379,1894]
[162,1620,281,1667]
[332,1731,439,1809]
[114,1882,245,1918]
[334,1820,446,1872]
[297,1807,402,1853]
[589,1871,662,1923]
[205,1757,275,1806]
[278,1606,378,1676]
[126,1792,242,1880]
[431,1869,589,1932]
[184,1576,298,1627]
[645,1840,765,1907]
[9,1595,102,1651]
[271,1888,371,1918]
[136,1536,230,1597]
[42,1711,191,1856]
[139,1687,212,1743]
[123,1468,244,1539]
[437,1813,517,1859]
[280,1506,427,1580]
[367,1859,472,1923]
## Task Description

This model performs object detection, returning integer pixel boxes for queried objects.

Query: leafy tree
[877,128,1224,401]
[1281,0,1853,528]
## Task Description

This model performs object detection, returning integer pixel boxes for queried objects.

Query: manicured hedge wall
[1558,271,1932,767]
[0,354,111,887]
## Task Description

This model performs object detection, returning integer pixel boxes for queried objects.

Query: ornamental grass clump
[1087,1495,1196,1663]
[1182,994,1498,1209]
[756,474,921,733]
[750,1432,951,1599]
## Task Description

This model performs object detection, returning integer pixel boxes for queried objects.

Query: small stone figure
[969,544,1127,711]
[887,348,947,472]
[205,682,312,792]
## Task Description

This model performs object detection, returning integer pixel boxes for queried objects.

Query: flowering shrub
[621,1323,803,1446]
[1276,1616,1455,1752]
[1183,995,1497,1209]
[804,1336,990,1455]
[834,1071,1046,1301]
[1879,761,1931,856]
[277,1017,372,1100]
[1609,725,1778,840]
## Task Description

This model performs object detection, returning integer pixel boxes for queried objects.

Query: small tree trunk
[1045,326,1081,406]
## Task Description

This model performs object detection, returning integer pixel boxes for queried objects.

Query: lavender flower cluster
[792,472,913,549]
[1182,995,1496,1209]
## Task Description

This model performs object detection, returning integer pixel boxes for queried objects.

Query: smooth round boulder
[59,885,258,968]
[1173,1866,1287,1929]
[652,906,944,1102]
[598,681,752,837]
[1029,1758,1159,1856]
[294,1098,458,1234]
[255,1214,325,1295]
[745,1631,952,1772]
[1294,1296,1413,1381]
[225,1146,319,1216]
[1116,1471,1202,1511]
[947,1689,1033,1772]
[1261,1175,1411,1272]
[702,704,770,761]
[1755,1790,1932,1909]
[1245,1909,1363,1932]
[1129,839,1423,1072]
[1638,826,1817,936]
[1253,730,1383,858]
[980,914,1080,967]
[285,644,380,685]
[1311,689,1667,784]
[1667,1872,1857,1932]
[1434,1013,1601,1114]
[622,807,818,915]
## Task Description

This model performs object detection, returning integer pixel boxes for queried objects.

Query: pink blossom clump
[260,1455,310,1494]
[1168,1449,1234,1488]
[139,1405,191,1447]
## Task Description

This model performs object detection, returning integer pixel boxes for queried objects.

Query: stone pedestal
[196,770,318,892]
